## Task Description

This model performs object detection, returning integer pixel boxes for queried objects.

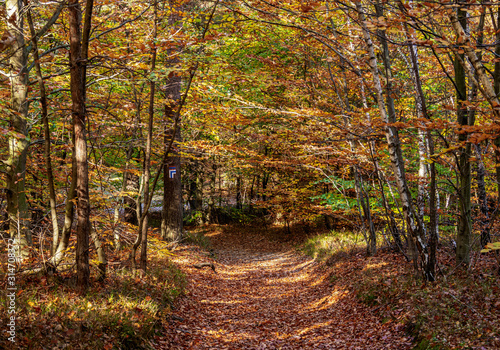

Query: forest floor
[154,225,413,349]
[2,223,499,349]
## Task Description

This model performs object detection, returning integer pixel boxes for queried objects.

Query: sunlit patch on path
[156,226,412,349]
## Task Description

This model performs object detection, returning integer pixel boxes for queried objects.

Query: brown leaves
[158,226,412,349]
[0,30,15,51]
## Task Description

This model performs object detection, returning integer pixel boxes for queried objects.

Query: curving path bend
[157,227,412,349]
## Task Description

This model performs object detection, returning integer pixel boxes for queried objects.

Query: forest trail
[158,226,413,349]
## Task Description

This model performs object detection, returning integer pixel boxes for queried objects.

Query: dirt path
[157,226,413,349]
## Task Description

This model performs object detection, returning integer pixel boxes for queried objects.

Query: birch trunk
[401,0,439,276]
[448,3,500,264]
[356,1,432,280]
[5,0,31,260]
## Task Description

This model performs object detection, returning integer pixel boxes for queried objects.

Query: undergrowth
[302,229,500,349]
[0,233,186,350]
[301,229,365,261]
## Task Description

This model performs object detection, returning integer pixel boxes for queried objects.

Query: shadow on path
[158,225,412,349]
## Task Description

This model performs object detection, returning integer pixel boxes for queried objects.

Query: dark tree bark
[454,1,472,266]
[26,3,59,255]
[236,175,242,210]
[69,0,93,292]
[161,1,184,241]
[161,88,183,241]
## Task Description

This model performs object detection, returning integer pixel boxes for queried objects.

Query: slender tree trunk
[26,4,59,255]
[353,166,376,255]
[236,175,242,210]
[401,0,439,277]
[417,129,428,219]
[69,0,91,292]
[357,1,432,280]
[135,1,157,271]
[454,1,472,266]
[249,175,255,213]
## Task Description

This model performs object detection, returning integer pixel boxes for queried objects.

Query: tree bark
[131,0,157,272]
[236,175,242,210]
[161,0,184,241]
[400,0,439,277]
[26,3,60,255]
[356,1,432,280]
[453,1,472,267]
[69,0,91,292]
[5,0,31,260]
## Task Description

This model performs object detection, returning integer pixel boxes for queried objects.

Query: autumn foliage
[1,0,500,348]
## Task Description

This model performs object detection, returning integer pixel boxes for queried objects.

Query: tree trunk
[401,0,439,277]
[124,170,140,226]
[69,0,92,292]
[453,2,472,267]
[5,0,31,260]
[161,93,183,241]
[357,1,432,280]
[161,0,184,242]
[236,175,242,210]
[26,4,60,255]
[136,0,157,272]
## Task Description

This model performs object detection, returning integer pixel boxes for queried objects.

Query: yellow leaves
[435,145,461,157]
[481,242,500,253]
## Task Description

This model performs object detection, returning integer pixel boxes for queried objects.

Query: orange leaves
[159,226,413,349]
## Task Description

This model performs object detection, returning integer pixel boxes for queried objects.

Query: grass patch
[301,229,365,261]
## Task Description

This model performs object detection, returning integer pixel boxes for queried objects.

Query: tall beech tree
[68,0,93,291]
[161,1,184,242]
